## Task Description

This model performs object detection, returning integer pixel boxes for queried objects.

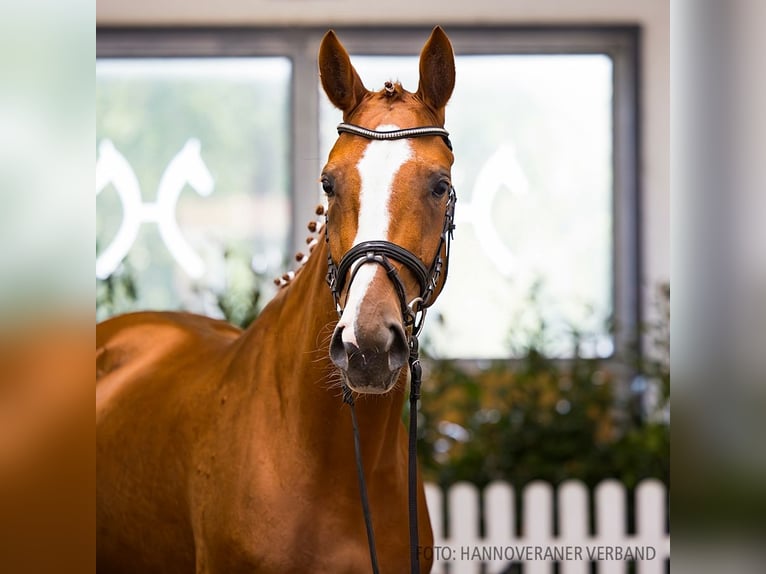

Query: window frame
[97,25,641,359]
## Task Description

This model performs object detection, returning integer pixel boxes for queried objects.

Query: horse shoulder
[96,310,244,437]
[97,311,240,376]
[96,311,244,572]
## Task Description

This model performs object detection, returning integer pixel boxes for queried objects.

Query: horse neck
[236,237,408,469]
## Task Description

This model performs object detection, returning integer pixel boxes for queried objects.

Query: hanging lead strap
[408,336,423,574]
[342,385,381,574]
[342,341,423,574]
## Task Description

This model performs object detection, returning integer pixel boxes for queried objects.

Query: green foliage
[96,257,138,322]
[96,245,267,330]
[417,284,670,489]
[204,247,265,329]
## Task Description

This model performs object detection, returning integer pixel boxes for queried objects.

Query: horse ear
[416,26,456,114]
[318,30,368,115]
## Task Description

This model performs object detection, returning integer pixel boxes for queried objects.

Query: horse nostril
[329,327,349,369]
[387,323,408,371]
[331,323,408,375]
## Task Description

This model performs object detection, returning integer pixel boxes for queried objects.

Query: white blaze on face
[339,125,413,346]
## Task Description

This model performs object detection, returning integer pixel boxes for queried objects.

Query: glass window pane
[97,58,291,320]
[320,54,613,358]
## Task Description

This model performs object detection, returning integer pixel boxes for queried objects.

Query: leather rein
[325,122,456,574]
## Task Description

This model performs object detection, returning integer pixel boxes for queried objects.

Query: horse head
[319,27,456,394]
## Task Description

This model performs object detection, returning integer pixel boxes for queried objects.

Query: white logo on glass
[457,144,529,276]
[96,139,215,279]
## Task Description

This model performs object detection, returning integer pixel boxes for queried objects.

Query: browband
[337,123,453,151]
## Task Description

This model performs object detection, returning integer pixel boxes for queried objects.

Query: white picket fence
[424,479,669,574]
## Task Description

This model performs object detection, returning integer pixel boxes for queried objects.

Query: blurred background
[94,1,669,572]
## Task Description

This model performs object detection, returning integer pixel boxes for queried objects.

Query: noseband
[325,123,456,574]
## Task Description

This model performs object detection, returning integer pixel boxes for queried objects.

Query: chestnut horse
[97,27,456,573]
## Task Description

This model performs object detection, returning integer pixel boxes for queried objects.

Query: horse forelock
[350,88,442,128]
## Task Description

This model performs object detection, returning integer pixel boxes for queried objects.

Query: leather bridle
[324,122,456,574]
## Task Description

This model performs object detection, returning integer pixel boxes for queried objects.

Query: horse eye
[432,179,451,198]
[321,176,335,196]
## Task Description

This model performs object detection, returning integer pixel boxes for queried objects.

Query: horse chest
[195,457,412,573]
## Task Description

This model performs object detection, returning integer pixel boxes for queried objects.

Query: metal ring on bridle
[407,297,427,338]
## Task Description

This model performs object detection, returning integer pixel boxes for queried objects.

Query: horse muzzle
[329,321,408,393]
